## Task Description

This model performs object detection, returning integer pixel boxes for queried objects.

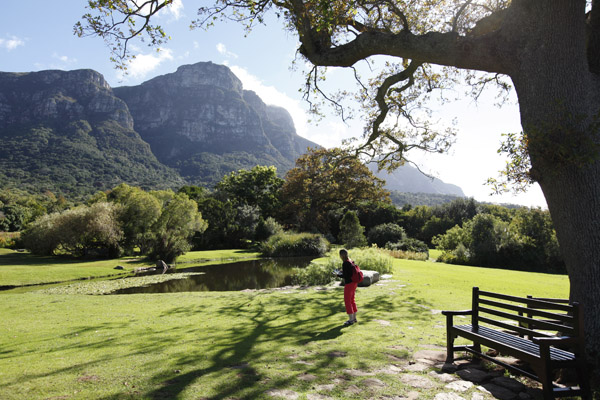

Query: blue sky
[0,0,547,208]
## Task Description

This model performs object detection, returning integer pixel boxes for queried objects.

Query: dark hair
[339,248,349,258]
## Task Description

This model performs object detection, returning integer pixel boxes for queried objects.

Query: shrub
[385,249,429,261]
[367,223,406,247]
[260,232,330,257]
[325,247,394,275]
[0,232,19,248]
[290,262,335,286]
[386,237,429,255]
[255,217,284,241]
[338,210,367,248]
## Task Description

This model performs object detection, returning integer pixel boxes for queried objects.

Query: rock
[358,270,380,287]
[429,371,458,383]
[445,380,474,392]
[374,319,392,326]
[480,383,519,400]
[342,369,374,377]
[456,368,490,383]
[266,389,299,399]
[399,374,436,389]
[363,378,386,387]
[114,266,124,270]
[434,393,467,400]
[315,384,335,392]
[491,376,527,393]
[406,363,430,372]
[307,394,333,400]
[298,373,317,381]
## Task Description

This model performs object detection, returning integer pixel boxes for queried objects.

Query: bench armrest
[532,336,579,346]
[441,310,473,316]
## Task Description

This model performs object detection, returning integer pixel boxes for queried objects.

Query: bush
[367,223,406,247]
[260,232,330,257]
[338,210,367,248]
[290,262,335,286]
[386,237,429,255]
[385,249,429,261]
[255,217,284,241]
[325,247,394,275]
[0,232,19,248]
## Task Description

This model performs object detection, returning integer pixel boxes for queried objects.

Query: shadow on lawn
[105,291,424,400]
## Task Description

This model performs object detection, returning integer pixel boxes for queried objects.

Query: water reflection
[110,257,315,294]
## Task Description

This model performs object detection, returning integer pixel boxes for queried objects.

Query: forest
[0,148,562,273]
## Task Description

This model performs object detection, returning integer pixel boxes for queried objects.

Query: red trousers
[344,282,358,314]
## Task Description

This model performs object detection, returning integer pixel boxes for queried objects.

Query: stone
[342,369,375,377]
[481,383,518,400]
[266,389,299,399]
[456,368,490,383]
[374,319,392,326]
[377,365,403,374]
[298,373,317,381]
[429,371,458,383]
[114,266,125,270]
[363,378,386,387]
[406,363,430,372]
[399,374,436,389]
[471,393,486,400]
[434,393,467,400]
[307,395,333,400]
[445,380,474,392]
[315,384,335,392]
[358,270,380,287]
[345,385,362,394]
[491,376,526,393]
[327,351,346,358]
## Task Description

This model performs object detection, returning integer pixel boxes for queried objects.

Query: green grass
[0,250,570,399]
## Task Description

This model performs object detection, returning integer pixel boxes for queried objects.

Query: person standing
[339,248,358,326]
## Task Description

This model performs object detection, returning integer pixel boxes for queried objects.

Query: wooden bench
[442,287,590,400]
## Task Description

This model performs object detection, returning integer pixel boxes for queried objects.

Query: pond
[110,257,317,294]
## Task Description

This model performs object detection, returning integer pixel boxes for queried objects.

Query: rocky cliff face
[114,62,316,185]
[0,69,133,129]
[0,69,182,196]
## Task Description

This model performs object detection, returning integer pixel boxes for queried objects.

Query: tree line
[1,148,563,272]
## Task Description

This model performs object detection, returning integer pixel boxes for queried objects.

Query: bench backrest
[472,287,582,339]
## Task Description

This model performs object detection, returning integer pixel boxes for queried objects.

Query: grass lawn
[0,250,570,399]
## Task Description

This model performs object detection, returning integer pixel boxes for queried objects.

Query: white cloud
[52,53,77,64]
[230,65,310,140]
[164,0,184,20]
[120,48,174,80]
[0,35,25,51]
[216,43,238,59]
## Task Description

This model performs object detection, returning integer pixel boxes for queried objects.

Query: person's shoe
[343,319,355,326]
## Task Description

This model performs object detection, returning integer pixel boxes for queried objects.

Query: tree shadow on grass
[1,285,439,399]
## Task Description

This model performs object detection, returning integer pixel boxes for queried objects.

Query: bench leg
[575,359,591,400]
[538,346,554,400]
[445,332,455,363]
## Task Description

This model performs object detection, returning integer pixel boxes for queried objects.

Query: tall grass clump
[290,262,335,286]
[384,249,429,261]
[325,247,394,275]
[0,232,19,248]
[260,232,329,257]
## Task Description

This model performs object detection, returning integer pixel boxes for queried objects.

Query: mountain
[0,69,183,197]
[370,164,465,196]
[113,62,317,186]
[0,62,464,199]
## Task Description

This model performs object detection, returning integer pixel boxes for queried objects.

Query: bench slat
[479,306,575,334]
[479,298,574,325]
[479,290,573,312]
[478,316,554,339]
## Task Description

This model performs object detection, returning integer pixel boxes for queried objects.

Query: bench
[442,287,590,400]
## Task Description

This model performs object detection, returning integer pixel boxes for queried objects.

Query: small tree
[338,210,367,248]
[368,223,407,248]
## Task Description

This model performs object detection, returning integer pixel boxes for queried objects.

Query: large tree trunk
[510,0,600,374]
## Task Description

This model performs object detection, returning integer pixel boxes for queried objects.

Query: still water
[111,257,316,294]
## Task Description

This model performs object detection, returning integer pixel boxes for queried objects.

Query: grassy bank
[0,250,569,399]
[0,248,261,287]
